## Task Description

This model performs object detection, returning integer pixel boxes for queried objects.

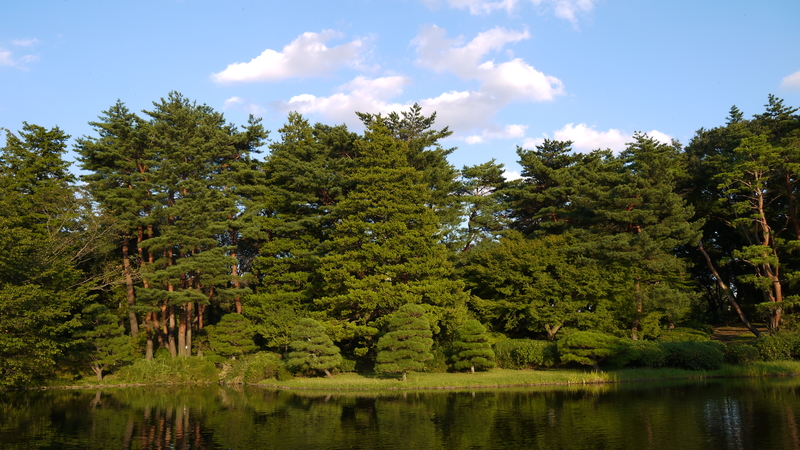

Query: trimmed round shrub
[557,331,624,370]
[662,341,724,370]
[452,320,496,373]
[287,319,342,378]
[375,304,434,381]
[494,339,557,369]
[724,344,760,365]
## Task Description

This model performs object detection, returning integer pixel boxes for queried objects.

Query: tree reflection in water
[2,380,800,449]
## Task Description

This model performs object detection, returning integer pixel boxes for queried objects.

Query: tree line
[1,91,798,385]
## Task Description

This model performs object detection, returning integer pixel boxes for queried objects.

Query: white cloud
[465,124,527,144]
[0,47,38,68]
[212,30,365,83]
[222,96,266,116]
[532,0,594,24]
[279,76,411,126]
[503,170,523,181]
[781,70,800,91]
[409,25,562,141]
[414,25,563,103]
[11,38,39,46]
[423,0,594,24]
[524,123,672,153]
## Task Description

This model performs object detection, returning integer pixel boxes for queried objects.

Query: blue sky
[2,0,799,177]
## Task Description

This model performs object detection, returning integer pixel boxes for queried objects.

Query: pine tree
[315,121,469,342]
[452,319,495,373]
[286,318,342,378]
[76,303,133,380]
[0,124,93,386]
[206,313,258,359]
[375,304,434,381]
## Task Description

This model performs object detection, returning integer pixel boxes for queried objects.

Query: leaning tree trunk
[698,240,761,338]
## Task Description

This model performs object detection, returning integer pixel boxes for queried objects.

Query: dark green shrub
[627,340,669,368]
[557,332,624,370]
[662,341,724,370]
[243,352,284,383]
[424,345,449,373]
[754,333,800,361]
[657,327,711,342]
[338,358,357,373]
[724,344,760,365]
[494,339,557,369]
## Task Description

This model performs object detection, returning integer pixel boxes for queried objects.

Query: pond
[2,378,799,449]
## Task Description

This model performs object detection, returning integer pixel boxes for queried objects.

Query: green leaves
[375,304,434,380]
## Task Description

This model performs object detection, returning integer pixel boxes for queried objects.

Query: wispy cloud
[212,30,366,83]
[0,45,39,69]
[11,38,39,47]
[222,96,266,116]
[523,123,672,153]
[422,0,595,25]
[781,70,800,91]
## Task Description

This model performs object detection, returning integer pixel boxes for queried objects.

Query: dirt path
[711,325,763,343]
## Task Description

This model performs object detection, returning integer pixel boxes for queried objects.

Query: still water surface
[2,378,800,449]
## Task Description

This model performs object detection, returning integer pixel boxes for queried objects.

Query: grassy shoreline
[29,361,800,392]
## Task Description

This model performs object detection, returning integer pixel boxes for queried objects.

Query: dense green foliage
[3,93,800,386]
[286,318,342,378]
[375,304,434,381]
[452,320,496,372]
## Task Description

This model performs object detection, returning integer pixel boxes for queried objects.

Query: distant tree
[207,313,258,359]
[375,304,434,381]
[452,320,495,373]
[76,303,133,380]
[286,318,342,378]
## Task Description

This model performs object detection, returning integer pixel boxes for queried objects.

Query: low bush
[220,352,289,384]
[662,341,724,370]
[754,332,800,361]
[724,343,760,365]
[627,340,669,368]
[337,358,357,373]
[557,332,624,370]
[112,357,218,384]
[657,327,711,342]
[494,339,557,369]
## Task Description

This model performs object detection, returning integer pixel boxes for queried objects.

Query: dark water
[2,378,800,449]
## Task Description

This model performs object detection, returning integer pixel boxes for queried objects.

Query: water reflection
[2,379,800,449]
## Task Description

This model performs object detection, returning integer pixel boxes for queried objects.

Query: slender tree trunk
[631,278,642,340]
[402,371,407,382]
[178,305,187,357]
[698,240,761,337]
[229,229,243,314]
[168,305,177,358]
[144,312,154,360]
[186,302,193,356]
[122,238,139,337]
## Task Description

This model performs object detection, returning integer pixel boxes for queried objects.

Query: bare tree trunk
[178,305,187,357]
[698,240,761,337]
